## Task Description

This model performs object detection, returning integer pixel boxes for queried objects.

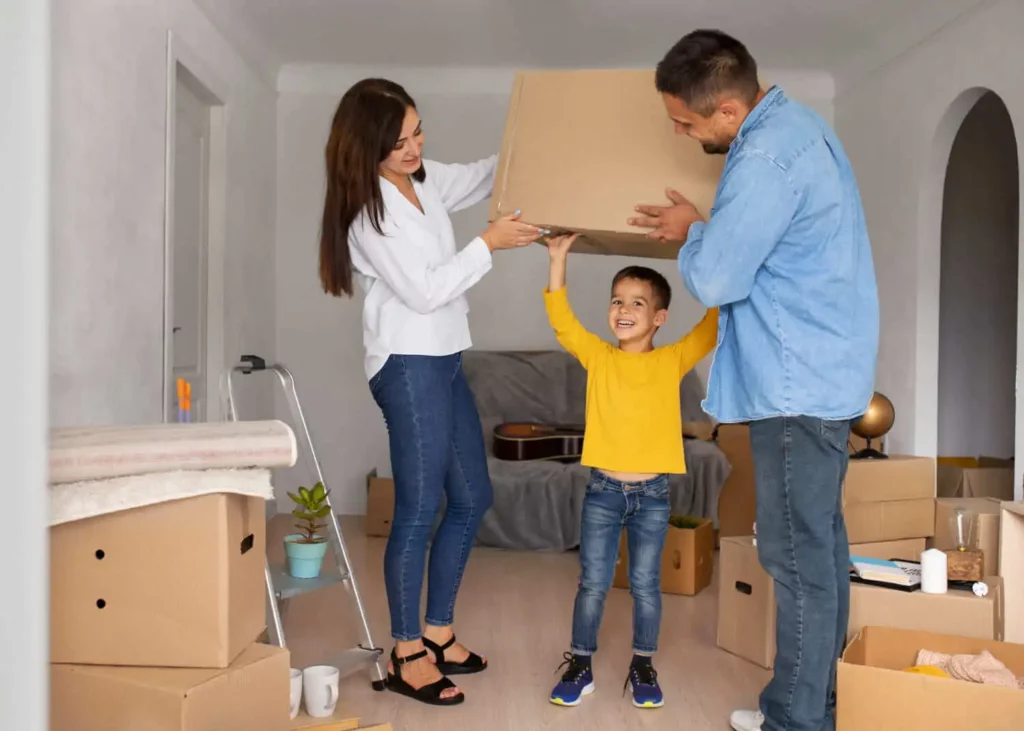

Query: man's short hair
[612,266,672,311]
[655,29,760,117]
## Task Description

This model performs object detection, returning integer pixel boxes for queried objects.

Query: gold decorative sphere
[852,392,895,440]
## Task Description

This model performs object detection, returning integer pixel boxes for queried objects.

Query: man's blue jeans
[750,416,852,731]
[571,470,670,655]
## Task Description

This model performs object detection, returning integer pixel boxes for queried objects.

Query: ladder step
[321,647,385,680]
[269,563,348,600]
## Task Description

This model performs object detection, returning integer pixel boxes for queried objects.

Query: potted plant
[284,482,331,579]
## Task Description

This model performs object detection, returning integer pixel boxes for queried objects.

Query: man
[629,30,879,731]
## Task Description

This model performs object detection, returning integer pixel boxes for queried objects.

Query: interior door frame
[162,31,228,422]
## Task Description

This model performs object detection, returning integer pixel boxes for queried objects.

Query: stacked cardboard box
[843,456,935,543]
[49,493,290,729]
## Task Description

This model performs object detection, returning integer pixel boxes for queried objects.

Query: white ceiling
[196,0,985,89]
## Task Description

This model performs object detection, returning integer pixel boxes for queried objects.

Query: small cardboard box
[715,424,756,540]
[491,69,725,259]
[937,457,1014,500]
[50,643,291,731]
[848,578,1004,643]
[613,517,715,596]
[928,497,1002,576]
[844,498,935,544]
[365,470,395,537]
[843,456,935,504]
[1001,502,1024,643]
[50,493,266,668]
[717,536,775,669]
[837,627,1024,730]
[849,538,926,561]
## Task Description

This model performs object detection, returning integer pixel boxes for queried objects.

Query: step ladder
[222,355,386,691]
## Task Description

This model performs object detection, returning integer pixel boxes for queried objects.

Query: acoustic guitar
[493,422,585,463]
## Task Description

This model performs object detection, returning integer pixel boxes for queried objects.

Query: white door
[170,74,211,421]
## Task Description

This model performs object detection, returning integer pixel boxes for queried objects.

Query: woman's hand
[481,212,544,251]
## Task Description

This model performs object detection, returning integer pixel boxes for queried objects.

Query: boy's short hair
[612,266,672,310]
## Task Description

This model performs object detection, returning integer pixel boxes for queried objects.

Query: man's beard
[702,143,730,155]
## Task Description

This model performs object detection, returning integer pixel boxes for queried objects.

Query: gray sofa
[462,350,731,551]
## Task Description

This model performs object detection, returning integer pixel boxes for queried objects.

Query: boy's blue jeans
[571,470,670,656]
[751,416,852,731]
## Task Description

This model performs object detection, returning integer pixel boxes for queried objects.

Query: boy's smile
[608,278,668,351]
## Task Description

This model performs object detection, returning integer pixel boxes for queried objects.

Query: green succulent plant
[288,482,331,543]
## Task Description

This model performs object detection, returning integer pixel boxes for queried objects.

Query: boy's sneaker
[730,709,764,730]
[550,652,595,707]
[624,658,664,709]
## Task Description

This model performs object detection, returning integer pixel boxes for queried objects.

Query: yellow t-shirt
[544,287,718,475]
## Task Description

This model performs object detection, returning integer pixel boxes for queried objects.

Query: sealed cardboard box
[51,643,290,731]
[849,538,926,561]
[613,517,715,596]
[1001,502,1024,643]
[848,578,1004,642]
[365,470,395,537]
[715,424,756,540]
[843,456,934,504]
[844,498,935,543]
[491,69,725,259]
[50,493,266,668]
[837,627,1024,730]
[928,497,1002,576]
[717,536,775,669]
[937,457,1014,500]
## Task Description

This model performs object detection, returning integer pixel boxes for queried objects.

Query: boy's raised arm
[544,235,606,370]
[672,307,720,376]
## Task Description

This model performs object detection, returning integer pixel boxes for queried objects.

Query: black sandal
[422,635,488,675]
[387,648,465,706]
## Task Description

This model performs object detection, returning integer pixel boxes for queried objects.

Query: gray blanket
[463,350,731,551]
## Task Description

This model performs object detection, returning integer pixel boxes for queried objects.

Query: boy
[544,234,717,709]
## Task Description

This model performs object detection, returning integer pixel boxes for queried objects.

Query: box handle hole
[96,599,107,609]
[735,581,753,595]
[240,534,255,555]
[95,549,105,560]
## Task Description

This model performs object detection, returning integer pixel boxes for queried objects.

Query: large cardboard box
[365,470,395,537]
[717,536,775,669]
[715,424,756,539]
[844,498,935,544]
[491,69,725,259]
[50,493,266,668]
[848,578,1004,643]
[937,457,1014,500]
[928,497,1002,576]
[843,456,934,504]
[613,518,715,596]
[1001,502,1024,643]
[50,643,291,731]
[837,627,1024,730]
[849,538,926,561]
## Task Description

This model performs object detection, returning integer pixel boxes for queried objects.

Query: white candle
[920,548,948,594]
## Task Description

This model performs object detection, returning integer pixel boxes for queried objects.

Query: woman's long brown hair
[319,78,425,297]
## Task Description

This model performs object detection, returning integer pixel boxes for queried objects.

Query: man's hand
[628,188,705,242]
[546,233,578,258]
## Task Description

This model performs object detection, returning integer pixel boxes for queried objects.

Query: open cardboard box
[491,69,725,259]
[937,456,1014,500]
[838,627,1024,729]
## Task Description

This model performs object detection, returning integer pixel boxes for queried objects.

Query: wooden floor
[269,517,769,731]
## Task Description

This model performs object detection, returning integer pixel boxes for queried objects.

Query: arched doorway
[937,92,1019,469]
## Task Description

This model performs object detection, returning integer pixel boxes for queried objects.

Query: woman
[319,78,539,706]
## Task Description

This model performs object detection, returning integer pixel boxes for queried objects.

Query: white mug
[302,665,340,718]
[289,668,303,720]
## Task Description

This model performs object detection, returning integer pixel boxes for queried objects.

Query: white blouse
[349,155,498,379]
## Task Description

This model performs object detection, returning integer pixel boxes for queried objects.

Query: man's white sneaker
[730,709,765,731]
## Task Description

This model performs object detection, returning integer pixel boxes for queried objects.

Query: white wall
[1,1,50,726]
[50,0,279,427]
[275,65,834,513]
[937,92,1018,458]
[834,0,1024,497]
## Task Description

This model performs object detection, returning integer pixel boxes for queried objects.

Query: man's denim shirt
[678,86,879,423]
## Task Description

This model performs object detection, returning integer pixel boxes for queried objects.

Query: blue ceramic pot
[284,534,329,579]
